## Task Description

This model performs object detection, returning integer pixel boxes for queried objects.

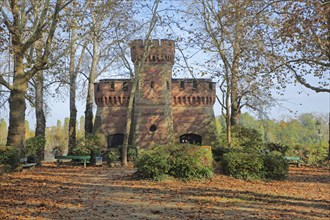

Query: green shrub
[218,126,263,151]
[73,135,101,163]
[264,142,289,155]
[0,146,19,172]
[262,153,289,180]
[212,146,230,162]
[128,146,138,161]
[25,136,46,164]
[169,145,213,180]
[220,151,289,180]
[135,150,170,181]
[135,145,214,181]
[105,148,121,165]
[220,152,264,180]
[232,126,263,150]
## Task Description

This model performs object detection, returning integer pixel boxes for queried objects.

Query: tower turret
[131,39,175,148]
[131,39,175,64]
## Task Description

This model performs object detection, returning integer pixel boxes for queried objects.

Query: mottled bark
[84,85,94,135]
[6,63,27,156]
[230,4,242,126]
[68,18,77,154]
[122,78,137,166]
[225,81,232,147]
[35,70,46,161]
[84,33,99,135]
[68,50,77,154]
[230,64,240,126]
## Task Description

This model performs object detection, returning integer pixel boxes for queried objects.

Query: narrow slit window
[167,81,170,90]
[123,82,128,91]
[209,82,213,91]
[150,81,154,89]
[193,80,198,89]
[180,81,185,90]
[110,82,115,90]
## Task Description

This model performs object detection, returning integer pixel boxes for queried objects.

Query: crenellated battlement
[171,79,216,107]
[131,39,175,64]
[94,79,131,107]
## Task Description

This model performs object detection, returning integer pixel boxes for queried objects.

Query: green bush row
[135,144,214,181]
[220,151,289,180]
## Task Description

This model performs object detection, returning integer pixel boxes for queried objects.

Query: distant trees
[216,112,329,163]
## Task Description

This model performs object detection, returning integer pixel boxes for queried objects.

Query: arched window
[180,134,202,145]
[108,134,124,148]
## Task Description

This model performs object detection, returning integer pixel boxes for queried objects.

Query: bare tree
[83,0,134,135]
[177,0,283,146]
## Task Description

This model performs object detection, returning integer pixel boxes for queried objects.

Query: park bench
[55,155,91,168]
[19,158,37,169]
[284,156,301,167]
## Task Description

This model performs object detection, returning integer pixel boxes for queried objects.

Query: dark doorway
[108,133,124,148]
[180,134,202,145]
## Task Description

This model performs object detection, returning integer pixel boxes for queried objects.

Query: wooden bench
[284,156,301,167]
[55,155,91,168]
[19,158,37,169]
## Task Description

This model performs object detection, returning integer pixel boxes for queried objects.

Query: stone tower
[130,39,175,148]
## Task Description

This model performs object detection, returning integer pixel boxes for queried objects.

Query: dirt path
[0,164,329,219]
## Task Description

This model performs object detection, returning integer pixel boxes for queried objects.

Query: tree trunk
[84,35,99,135]
[122,78,137,166]
[230,59,240,126]
[35,70,46,161]
[68,60,77,155]
[230,3,242,126]
[225,83,232,147]
[6,55,27,157]
[67,3,78,155]
[68,27,77,154]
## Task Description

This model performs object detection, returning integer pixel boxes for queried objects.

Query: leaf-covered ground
[0,163,329,220]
